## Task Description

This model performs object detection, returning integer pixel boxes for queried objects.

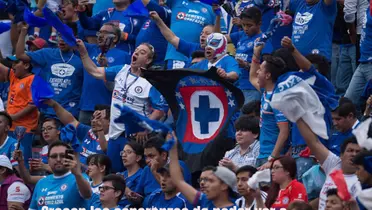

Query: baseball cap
[26,38,47,49]
[0,155,13,170]
[213,166,237,190]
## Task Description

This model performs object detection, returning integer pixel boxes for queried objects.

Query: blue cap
[6,55,18,61]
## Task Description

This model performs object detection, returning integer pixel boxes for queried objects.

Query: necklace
[59,49,74,64]
[122,68,139,99]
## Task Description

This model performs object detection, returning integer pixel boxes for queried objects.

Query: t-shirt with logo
[76,123,106,166]
[105,64,167,140]
[360,8,372,63]
[27,48,84,117]
[318,152,362,210]
[117,168,143,207]
[259,91,289,159]
[6,69,38,132]
[0,136,23,167]
[144,189,192,209]
[29,172,90,210]
[7,181,32,204]
[165,0,215,62]
[290,0,337,61]
[81,43,131,112]
[136,2,171,65]
[230,31,273,90]
[271,179,308,209]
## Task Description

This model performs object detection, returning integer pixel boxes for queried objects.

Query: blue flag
[42,7,77,46]
[24,7,48,27]
[123,0,149,17]
[0,22,10,34]
[31,75,55,108]
[60,124,82,152]
[143,67,244,172]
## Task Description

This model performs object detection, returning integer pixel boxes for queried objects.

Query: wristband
[268,155,276,162]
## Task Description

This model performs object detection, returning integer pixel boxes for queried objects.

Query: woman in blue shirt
[117,141,145,207]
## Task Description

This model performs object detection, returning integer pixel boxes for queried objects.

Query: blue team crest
[143,67,244,155]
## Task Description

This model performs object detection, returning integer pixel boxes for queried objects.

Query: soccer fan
[76,40,166,172]
[144,164,192,208]
[296,118,362,210]
[0,155,31,209]
[77,0,148,53]
[79,23,130,125]
[220,116,260,171]
[249,44,290,169]
[0,55,37,168]
[45,99,110,169]
[16,23,84,119]
[28,141,92,209]
[99,174,127,209]
[117,141,145,207]
[235,165,267,209]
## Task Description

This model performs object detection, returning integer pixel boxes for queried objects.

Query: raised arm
[249,45,263,91]
[281,36,312,71]
[150,11,180,49]
[16,25,32,62]
[296,118,330,164]
[44,99,79,128]
[12,150,43,185]
[76,40,106,80]
[169,133,198,204]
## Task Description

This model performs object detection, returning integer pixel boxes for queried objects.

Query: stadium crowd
[0,0,371,209]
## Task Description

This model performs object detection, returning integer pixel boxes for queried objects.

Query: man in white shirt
[235,165,267,210]
[296,118,362,210]
[0,155,31,209]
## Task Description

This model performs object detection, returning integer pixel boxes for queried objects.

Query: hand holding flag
[31,75,55,108]
[24,7,48,27]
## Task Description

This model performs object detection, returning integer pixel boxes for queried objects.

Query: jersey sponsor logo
[60,184,67,191]
[119,23,126,31]
[282,196,289,204]
[177,12,186,20]
[134,86,143,94]
[295,12,313,26]
[188,9,200,14]
[107,57,115,63]
[312,49,320,54]
[51,63,75,78]
[201,8,207,13]
[19,83,24,89]
[143,20,151,29]
[41,188,48,192]
[15,186,20,192]
[38,196,45,206]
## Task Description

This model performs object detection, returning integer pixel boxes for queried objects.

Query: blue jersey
[0,136,22,166]
[259,91,289,159]
[195,193,237,208]
[78,8,147,54]
[165,0,215,62]
[230,31,273,90]
[92,1,114,15]
[86,181,102,208]
[136,2,171,65]
[76,123,105,166]
[117,168,143,207]
[27,48,84,117]
[135,161,191,197]
[189,55,242,81]
[81,44,131,111]
[178,39,202,59]
[290,0,337,61]
[145,189,192,209]
[360,8,372,63]
[29,172,89,209]
[327,121,359,156]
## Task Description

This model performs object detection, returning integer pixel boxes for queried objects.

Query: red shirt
[271,179,308,209]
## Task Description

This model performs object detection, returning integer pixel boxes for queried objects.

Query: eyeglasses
[271,165,284,171]
[99,186,116,192]
[41,127,57,132]
[49,153,66,159]
[197,177,209,184]
[120,150,134,156]
[96,31,115,37]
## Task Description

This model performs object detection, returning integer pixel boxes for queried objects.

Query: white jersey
[109,65,162,139]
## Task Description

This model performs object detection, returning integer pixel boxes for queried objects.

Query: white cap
[0,155,13,170]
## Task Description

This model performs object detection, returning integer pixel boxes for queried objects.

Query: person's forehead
[144,147,158,155]
[137,45,150,53]
[102,181,113,187]
[100,25,114,32]
[50,146,67,154]
[346,143,360,151]
[237,171,251,178]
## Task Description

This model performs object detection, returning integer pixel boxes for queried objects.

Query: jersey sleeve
[105,65,124,82]
[274,109,288,123]
[177,39,199,57]
[7,182,31,203]
[226,57,242,77]
[149,87,166,111]
[26,49,48,67]
[76,123,92,141]
[289,182,308,203]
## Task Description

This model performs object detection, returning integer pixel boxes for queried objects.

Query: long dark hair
[265,156,297,207]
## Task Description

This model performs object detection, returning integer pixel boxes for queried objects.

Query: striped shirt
[235,191,268,209]
[224,140,260,168]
